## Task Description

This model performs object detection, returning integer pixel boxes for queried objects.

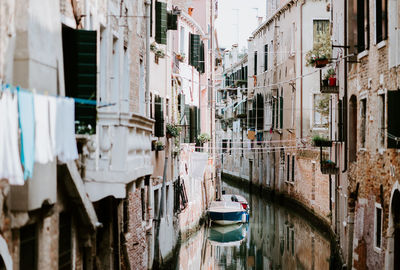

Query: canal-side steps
[221,171,346,267]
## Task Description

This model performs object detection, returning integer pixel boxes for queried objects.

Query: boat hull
[208,210,245,225]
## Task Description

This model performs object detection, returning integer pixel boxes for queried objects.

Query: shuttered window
[292,155,295,181]
[198,42,205,73]
[287,155,290,181]
[62,26,97,134]
[189,106,200,143]
[189,33,201,68]
[256,94,264,131]
[154,95,164,137]
[184,105,191,143]
[387,91,400,148]
[167,12,178,30]
[338,99,343,142]
[155,1,167,44]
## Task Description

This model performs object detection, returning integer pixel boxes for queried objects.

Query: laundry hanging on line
[0,84,86,184]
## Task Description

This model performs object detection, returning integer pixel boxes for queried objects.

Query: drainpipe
[145,0,151,118]
[300,1,304,139]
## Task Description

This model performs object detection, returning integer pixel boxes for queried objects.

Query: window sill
[275,129,283,134]
[359,148,367,153]
[377,40,386,50]
[374,246,382,254]
[378,148,386,155]
[285,181,295,185]
[357,50,369,60]
[287,128,295,133]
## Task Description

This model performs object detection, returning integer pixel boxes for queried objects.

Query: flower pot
[315,59,329,68]
[322,79,329,86]
[329,77,336,86]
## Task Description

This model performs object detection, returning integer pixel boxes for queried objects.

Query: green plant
[312,134,332,147]
[166,123,181,138]
[305,32,332,67]
[321,159,336,169]
[154,140,165,151]
[197,133,211,144]
[324,68,336,80]
[150,42,157,52]
[155,49,165,58]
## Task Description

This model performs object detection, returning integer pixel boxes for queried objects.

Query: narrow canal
[168,177,340,269]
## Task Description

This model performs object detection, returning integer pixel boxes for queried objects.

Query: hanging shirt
[34,94,53,164]
[0,91,24,185]
[57,97,78,163]
[18,90,35,180]
[48,96,57,156]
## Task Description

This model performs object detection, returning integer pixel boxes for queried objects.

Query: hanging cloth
[17,90,35,180]
[57,97,78,163]
[0,91,24,185]
[34,94,53,164]
[48,96,58,156]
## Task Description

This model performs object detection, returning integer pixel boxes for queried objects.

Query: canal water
[168,178,339,269]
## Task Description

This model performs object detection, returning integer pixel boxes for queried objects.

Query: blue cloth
[17,90,35,180]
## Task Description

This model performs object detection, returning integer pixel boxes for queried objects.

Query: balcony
[80,111,154,202]
[320,69,339,94]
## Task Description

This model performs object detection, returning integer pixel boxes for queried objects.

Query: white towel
[48,96,58,157]
[57,97,78,163]
[34,94,53,164]
[0,92,24,185]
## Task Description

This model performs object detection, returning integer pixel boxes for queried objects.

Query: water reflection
[172,180,333,269]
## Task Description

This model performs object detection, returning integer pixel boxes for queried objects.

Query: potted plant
[327,68,337,86]
[153,140,165,151]
[305,32,332,68]
[320,160,338,174]
[323,68,335,86]
[197,133,211,144]
[312,134,332,147]
[166,123,181,138]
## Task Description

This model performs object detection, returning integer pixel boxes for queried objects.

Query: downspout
[145,0,151,117]
[300,1,304,139]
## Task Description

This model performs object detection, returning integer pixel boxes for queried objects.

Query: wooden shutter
[190,106,197,143]
[292,155,295,181]
[189,33,200,67]
[387,91,400,148]
[254,51,257,75]
[338,99,343,141]
[184,105,190,143]
[272,99,276,129]
[154,95,164,137]
[280,96,283,129]
[264,44,268,71]
[256,94,264,131]
[196,107,201,139]
[62,26,97,133]
[167,12,178,30]
[155,1,167,44]
[198,42,205,73]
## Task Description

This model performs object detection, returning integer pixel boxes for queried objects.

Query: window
[229,140,232,155]
[123,199,129,232]
[141,188,146,221]
[20,224,38,270]
[150,93,153,119]
[166,98,169,119]
[256,94,264,131]
[286,154,290,181]
[62,25,97,133]
[387,91,400,148]
[376,0,387,43]
[155,1,167,44]
[180,27,185,54]
[264,45,268,71]
[379,94,385,147]
[222,139,228,153]
[279,148,285,183]
[313,94,329,128]
[111,37,120,105]
[375,204,382,249]
[154,95,164,137]
[292,155,295,181]
[360,98,367,148]
[59,213,72,270]
[154,189,159,218]
[279,95,283,129]
[139,59,145,115]
[166,185,170,215]
[254,51,258,75]
[313,20,329,48]
[357,0,370,52]
[189,33,201,68]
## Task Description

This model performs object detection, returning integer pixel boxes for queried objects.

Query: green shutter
[387,91,400,148]
[190,106,197,143]
[167,12,178,30]
[62,26,97,133]
[190,33,200,68]
[155,1,167,44]
[280,96,283,129]
[184,105,190,143]
[198,42,205,73]
[196,107,201,139]
[154,96,164,137]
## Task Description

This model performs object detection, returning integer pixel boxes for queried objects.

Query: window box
[315,58,329,68]
[320,160,338,175]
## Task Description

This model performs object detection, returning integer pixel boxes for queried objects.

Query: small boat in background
[222,194,250,212]
[208,201,247,225]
